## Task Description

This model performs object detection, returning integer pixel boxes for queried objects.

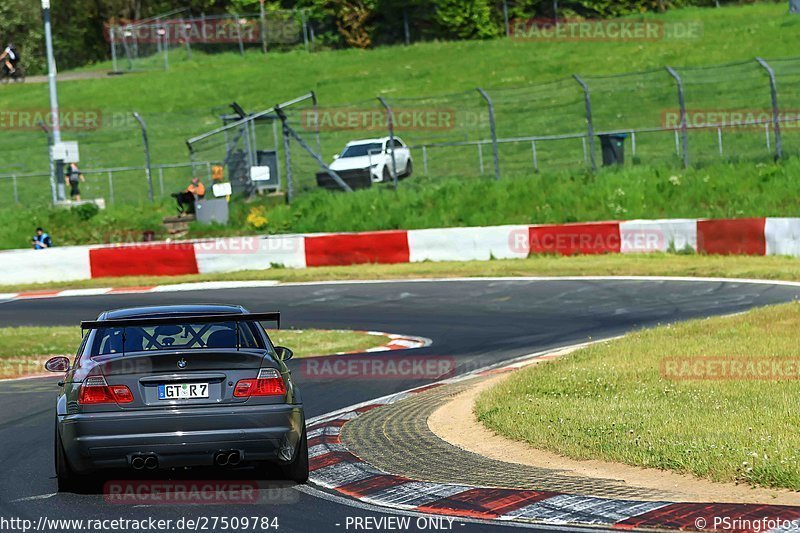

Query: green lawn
[0,327,389,380]
[476,302,800,490]
[3,253,800,295]
[1,2,799,248]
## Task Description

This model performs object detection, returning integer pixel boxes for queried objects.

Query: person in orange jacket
[172,177,205,216]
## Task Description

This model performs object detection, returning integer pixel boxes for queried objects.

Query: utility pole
[42,0,63,202]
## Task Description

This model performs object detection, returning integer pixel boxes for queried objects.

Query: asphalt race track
[1,278,799,533]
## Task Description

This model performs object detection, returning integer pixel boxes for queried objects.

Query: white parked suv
[329,137,413,183]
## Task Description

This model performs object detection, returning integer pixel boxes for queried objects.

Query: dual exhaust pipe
[131,451,241,469]
[214,450,241,467]
[131,454,158,470]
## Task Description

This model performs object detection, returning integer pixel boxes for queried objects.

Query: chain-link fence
[0,162,212,208]
[175,55,800,206]
[108,9,311,72]
[373,56,799,184]
[4,55,800,210]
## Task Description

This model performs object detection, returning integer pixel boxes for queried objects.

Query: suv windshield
[90,321,263,356]
[340,143,382,158]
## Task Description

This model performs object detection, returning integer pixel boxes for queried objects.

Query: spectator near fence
[66,162,85,201]
[32,227,53,250]
[172,177,205,216]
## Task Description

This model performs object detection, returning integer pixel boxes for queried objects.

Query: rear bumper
[59,403,304,473]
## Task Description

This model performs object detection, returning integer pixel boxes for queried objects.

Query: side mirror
[332,154,339,160]
[45,356,70,373]
[274,346,294,361]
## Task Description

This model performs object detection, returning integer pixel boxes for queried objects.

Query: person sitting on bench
[172,177,205,216]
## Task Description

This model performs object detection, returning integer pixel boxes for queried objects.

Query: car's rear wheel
[280,428,309,484]
[55,419,88,493]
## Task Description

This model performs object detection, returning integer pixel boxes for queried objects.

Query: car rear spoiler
[80,312,281,331]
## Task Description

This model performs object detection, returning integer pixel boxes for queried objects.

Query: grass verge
[0,327,389,380]
[475,302,800,490]
[4,157,800,250]
[3,253,800,295]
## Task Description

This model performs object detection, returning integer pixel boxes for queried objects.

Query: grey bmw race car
[45,304,308,492]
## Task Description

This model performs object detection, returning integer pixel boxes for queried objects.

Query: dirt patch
[429,358,800,505]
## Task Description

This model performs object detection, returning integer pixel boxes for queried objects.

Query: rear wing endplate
[80,312,281,331]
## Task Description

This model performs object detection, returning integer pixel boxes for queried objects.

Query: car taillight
[234,368,286,398]
[78,376,133,404]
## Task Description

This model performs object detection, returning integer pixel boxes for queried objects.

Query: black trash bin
[598,133,627,166]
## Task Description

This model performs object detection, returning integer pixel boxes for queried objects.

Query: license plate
[158,383,209,400]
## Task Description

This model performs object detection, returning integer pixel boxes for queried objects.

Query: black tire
[403,159,413,178]
[381,166,391,183]
[55,419,87,493]
[280,428,309,484]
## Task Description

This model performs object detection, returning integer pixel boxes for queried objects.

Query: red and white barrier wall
[1,217,797,285]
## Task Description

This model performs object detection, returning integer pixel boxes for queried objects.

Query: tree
[331,0,377,48]
[434,0,499,39]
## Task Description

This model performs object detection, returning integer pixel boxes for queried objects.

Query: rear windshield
[90,321,264,356]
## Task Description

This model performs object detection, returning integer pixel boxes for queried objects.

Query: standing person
[171,177,205,216]
[66,162,85,201]
[31,227,53,250]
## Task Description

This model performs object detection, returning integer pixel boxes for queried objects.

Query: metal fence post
[12,176,18,203]
[477,143,484,174]
[476,88,501,180]
[181,18,192,59]
[163,24,170,71]
[422,146,428,175]
[311,91,322,159]
[502,0,510,36]
[110,27,119,72]
[666,66,690,168]
[259,0,268,54]
[531,141,539,173]
[756,57,782,160]
[234,13,245,56]
[377,97,399,189]
[158,167,165,197]
[108,171,115,205]
[403,9,411,45]
[301,10,309,52]
[765,123,772,153]
[572,75,596,172]
[281,120,294,203]
[132,113,155,202]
